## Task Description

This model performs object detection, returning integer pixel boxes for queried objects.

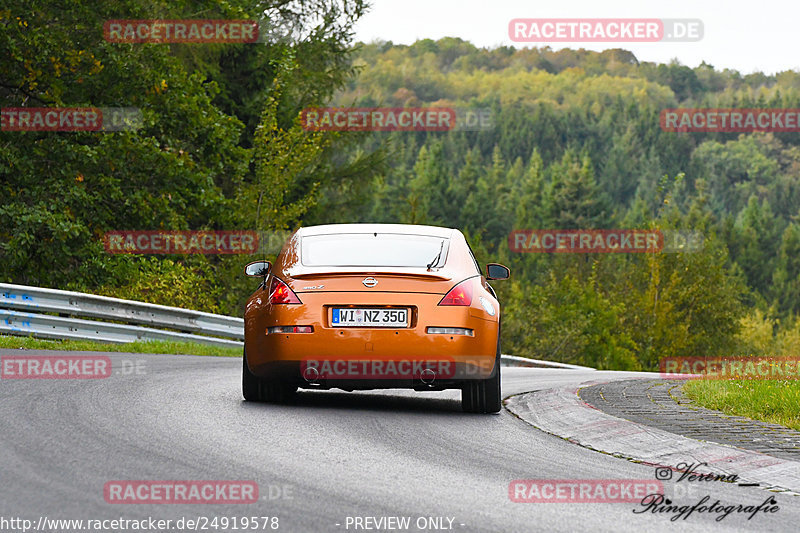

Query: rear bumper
[247,358,498,390]
[244,291,499,387]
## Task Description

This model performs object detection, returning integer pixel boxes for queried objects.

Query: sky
[353,0,798,75]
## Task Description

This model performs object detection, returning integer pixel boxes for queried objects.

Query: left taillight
[269,276,302,304]
[438,279,474,306]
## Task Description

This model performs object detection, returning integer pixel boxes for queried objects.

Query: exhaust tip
[303,366,320,383]
[420,368,436,385]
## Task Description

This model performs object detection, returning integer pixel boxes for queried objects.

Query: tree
[729,196,783,297]
[772,223,800,317]
[463,145,512,242]
[0,0,373,317]
[502,272,639,370]
[543,151,611,228]
[447,146,482,227]
[513,148,546,228]
[408,141,451,224]
[244,52,330,231]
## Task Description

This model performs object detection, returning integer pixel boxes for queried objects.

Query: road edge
[504,378,800,495]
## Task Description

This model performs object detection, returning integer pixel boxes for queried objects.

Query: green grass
[0,335,242,358]
[682,378,800,431]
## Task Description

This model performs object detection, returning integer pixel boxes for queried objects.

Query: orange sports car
[242,224,510,413]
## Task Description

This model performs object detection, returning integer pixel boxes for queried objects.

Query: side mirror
[486,263,510,280]
[244,260,271,278]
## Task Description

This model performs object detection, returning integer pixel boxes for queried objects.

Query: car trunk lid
[284,268,458,295]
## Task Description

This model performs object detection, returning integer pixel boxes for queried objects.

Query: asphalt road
[0,350,797,532]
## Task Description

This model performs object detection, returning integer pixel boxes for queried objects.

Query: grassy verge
[0,335,241,357]
[682,379,800,431]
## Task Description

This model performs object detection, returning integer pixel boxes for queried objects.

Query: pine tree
[447,146,482,227]
[772,223,800,316]
[409,141,451,224]
[513,149,546,228]
[544,151,612,228]
[731,196,784,296]
[463,145,512,242]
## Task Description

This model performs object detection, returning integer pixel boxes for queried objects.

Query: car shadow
[240,389,478,415]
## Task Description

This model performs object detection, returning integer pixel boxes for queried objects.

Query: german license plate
[331,308,408,327]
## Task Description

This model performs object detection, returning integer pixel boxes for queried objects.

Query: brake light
[269,277,301,304]
[438,279,473,306]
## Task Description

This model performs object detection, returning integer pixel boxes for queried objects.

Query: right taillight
[438,279,474,306]
[269,277,302,304]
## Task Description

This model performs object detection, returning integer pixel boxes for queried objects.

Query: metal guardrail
[0,283,596,369]
[0,283,243,348]
[500,354,595,370]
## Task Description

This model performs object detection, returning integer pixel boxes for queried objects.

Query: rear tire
[461,332,502,414]
[461,366,501,413]
[261,381,298,403]
[242,348,298,403]
[242,349,262,401]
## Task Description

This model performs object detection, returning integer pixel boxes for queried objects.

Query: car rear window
[301,233,449,267]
